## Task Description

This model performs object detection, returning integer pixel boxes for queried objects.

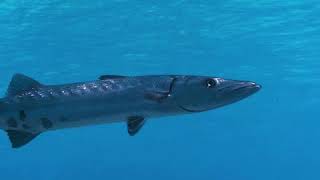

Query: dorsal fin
[99,75,127,80]
[7,74,42,96]
[6,130,40,148]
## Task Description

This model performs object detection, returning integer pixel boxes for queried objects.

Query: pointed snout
[241,81,262,93]
[171,76,261,112]
[222,80,261,97]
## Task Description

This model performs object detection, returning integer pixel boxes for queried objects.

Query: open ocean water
[0,0,319,180]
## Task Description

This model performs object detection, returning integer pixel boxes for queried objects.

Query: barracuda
[0,74,261,148]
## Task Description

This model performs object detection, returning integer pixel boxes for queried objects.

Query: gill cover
[171,76,216,112]
[143,76,176,103]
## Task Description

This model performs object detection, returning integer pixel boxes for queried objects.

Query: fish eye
[206,79,217,88]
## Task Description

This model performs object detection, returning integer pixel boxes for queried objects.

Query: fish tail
[0,98,5,113]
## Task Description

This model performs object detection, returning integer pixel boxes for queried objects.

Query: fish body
[0,74,261,148]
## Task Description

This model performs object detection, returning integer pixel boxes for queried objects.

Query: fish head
[171,76,261,112]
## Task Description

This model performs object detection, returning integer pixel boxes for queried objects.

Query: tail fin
[6,130,40,148]
[0,101,40,148]
[1,74,43,148]
[0,98,8,117]
[0,99,4,111]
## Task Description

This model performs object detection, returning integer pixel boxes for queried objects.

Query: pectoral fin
[127,116,146,136]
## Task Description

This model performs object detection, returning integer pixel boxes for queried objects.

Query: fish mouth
[231,81,262,97]
[218,81,261,107]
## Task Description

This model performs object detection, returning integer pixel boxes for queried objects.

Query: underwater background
[0,0,319,179]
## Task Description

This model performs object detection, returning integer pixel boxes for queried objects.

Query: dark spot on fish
[22,124,30,129]
[41,118,53,129]
[60,116,68,122]
[7,117,17,128]
[19,110,26,121]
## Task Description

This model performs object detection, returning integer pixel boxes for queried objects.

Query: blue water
[0,1,319,179]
